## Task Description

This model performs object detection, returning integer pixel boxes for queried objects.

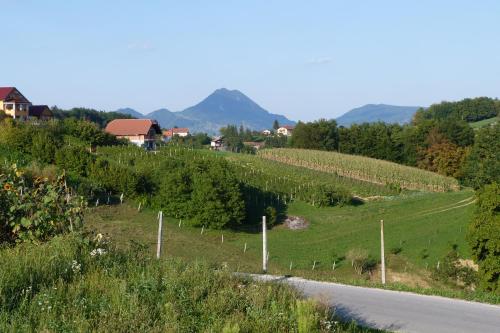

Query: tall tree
[461,124,500,189]
[273,119,280,130]
[467,183,500,292]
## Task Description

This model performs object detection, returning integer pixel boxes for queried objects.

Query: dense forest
[415,97,500,122]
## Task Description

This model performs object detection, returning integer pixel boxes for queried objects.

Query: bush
[88,159,152,198]
[0,164,86,244]
[432,246,478,288]
[30,131,59,164]
[188,159,246,228]
[346,248,370,275]
[467,183,500,292]
[55,145,95,176]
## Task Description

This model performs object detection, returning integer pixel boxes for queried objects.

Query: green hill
[470,116,499,129]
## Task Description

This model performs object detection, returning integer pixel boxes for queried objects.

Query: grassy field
[1,234,383,332]
[470,116,499,129]
[86,189,475,290]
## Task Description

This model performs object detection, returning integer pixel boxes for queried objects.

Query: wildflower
[3,183,12,191]
[90,248,107,256]
[71,260,81,274]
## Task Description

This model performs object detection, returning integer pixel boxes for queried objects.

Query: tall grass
[0,234,380,332]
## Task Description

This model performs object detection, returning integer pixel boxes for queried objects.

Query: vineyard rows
[258,148,460,192]
[95,146,400,207]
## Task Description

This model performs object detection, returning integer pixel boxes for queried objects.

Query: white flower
[90,248,107,256]
[71,260,81,273]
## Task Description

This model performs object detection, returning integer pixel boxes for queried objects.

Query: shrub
[30,130,59,164]
[88,159,152,198]
[152,158,246,229]
[55,145,95,176]
[467,183,500,292]
[0,164,86,244]
[432,246,478,289]
[189,159,246,228]
[346,248,370,275]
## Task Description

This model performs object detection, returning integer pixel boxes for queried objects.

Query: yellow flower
[15,170,23,177]
[3,183,12,191]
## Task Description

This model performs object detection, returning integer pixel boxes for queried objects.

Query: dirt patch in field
[370,268,432,288]
[284,216,310,230]
[458,259,478,272]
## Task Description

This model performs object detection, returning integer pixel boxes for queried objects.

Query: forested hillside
[415,97,500,123]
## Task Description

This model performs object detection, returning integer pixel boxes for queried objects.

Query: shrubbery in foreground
[0,234,374,332]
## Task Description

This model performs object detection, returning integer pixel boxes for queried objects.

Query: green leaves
[467,183,500,292]
[0,164,86,244]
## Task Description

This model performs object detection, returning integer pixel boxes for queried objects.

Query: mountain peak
[211,88,247,100]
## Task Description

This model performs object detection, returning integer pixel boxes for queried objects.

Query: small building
[163,127,190,140]
[0,87,31,120]
[262,129,271,136]
[243,141,265,150]
[29,105,53,120]
[210,136,224,150]
[277,125,294,136]
[105,119,161,149]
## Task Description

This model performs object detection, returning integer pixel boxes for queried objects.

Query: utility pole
[380,219,386,285]
[262,216,267,273]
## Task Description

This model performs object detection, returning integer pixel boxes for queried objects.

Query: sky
[2,0,500,121]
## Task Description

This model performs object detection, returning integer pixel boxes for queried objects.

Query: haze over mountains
[335,104,421,127]
[116,89,422,133]
[116,88,295,134]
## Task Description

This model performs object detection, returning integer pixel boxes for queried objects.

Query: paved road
[245,274,500,333]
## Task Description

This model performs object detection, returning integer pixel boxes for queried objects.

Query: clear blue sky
[2,0,500,121]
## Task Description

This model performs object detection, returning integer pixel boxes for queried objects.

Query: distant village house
[262,129,271,136]
[0,87,52,120]
[29,105,53,120]
[163,127,190,140]
[210,136,224,150]
[277,125,294,136]
[105,119,161,149]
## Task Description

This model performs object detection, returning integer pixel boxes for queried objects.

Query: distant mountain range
[115,88,295,134]
[335,104,421,126]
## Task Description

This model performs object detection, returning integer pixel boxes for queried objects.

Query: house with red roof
[277,125,294,136]
[105,119,162,149]
[163,127,190,140]
[0,87,52,120]
[0,87,31,120]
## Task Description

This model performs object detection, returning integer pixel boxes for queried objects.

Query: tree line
[290,99,499,189]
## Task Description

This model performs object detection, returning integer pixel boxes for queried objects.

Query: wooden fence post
[156,211,163,259]
[381,219,386,285]
[262,216,267,273]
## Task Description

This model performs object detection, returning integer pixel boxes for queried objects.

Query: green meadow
[86,188,475,289]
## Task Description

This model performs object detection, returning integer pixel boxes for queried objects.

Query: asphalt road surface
[246,274,500,333]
